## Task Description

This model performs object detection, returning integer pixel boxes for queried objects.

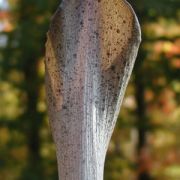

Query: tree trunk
[45,0,141,179]
[21,58,44,179]
[134,38,152,180]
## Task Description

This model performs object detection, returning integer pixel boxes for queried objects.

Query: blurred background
[0,0,180,179]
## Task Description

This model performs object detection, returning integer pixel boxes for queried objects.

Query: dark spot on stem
[111,65,115,72]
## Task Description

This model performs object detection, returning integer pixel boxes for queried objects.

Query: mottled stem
[45,0,141,179]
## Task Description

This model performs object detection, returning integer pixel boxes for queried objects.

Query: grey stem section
[45,0,141,179]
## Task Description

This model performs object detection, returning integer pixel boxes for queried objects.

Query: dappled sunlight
[0,81,23,119]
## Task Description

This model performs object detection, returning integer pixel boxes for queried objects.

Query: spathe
[45,0,141,179]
